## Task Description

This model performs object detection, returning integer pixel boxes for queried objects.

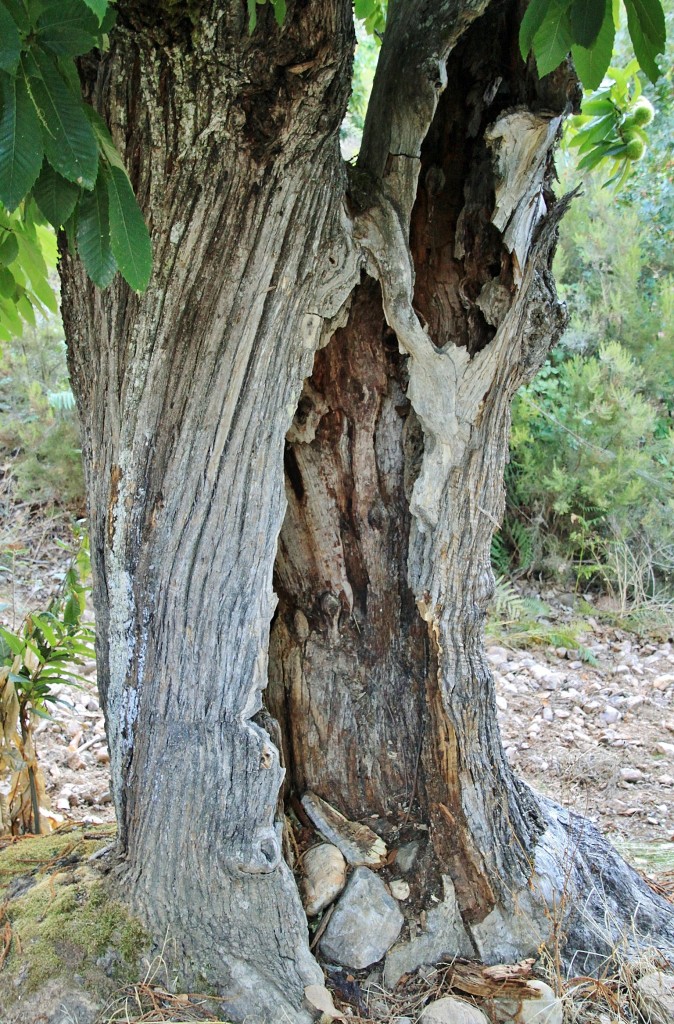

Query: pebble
[635,972,674,1024]
[419,996,489,1024]
[487,647,510,665]
[514,981,562,1024]
[656,742,674,757]
[302,843,347,916]
[620,767,643,782]
[395,841,420,873]
[319,866,403,969]
[389,879,410,901]
[600,707,620,725]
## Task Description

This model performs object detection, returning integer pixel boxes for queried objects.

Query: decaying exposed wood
[301,793,387,867]
[272,0,674,986]
[440,957,538,999]
[273,0,565,950]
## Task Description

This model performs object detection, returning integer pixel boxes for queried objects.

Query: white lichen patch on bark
[104,455,140,816]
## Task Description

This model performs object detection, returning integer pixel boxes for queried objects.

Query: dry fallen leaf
[304,983,347,1021]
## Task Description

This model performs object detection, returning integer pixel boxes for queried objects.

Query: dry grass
[100,983,229,1023]
[558,947,671,1024]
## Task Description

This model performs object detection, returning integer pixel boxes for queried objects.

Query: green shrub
[0,310,84,508]
[504,342,674,597]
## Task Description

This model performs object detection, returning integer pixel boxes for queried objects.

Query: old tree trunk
[59,0,674,1020]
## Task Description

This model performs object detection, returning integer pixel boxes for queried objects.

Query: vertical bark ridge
[61,3,360,1018]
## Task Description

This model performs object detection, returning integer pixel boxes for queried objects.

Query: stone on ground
[510,980,562,1024]
[395,840,420,872]
[419,996,489,1023]
[302,843,347,916]
[319,866,403,969]
[384,875,473,988]
[635,972,674,1024]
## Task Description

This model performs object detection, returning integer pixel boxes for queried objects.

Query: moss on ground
[0,823,116,890]
[0,824,150,1011]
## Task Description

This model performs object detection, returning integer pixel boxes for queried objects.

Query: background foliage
[0,302,83,507]
[496,2,674,613]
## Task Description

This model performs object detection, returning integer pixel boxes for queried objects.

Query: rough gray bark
[58,0,673,1020]
[61,3,360,1020]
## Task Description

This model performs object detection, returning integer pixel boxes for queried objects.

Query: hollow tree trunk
[59,0,674,1020]
[270,0,674,986]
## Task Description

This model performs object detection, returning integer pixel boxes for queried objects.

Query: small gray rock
[384,876,473,988]
[302,843,346,916]
[513,981,562,1024]
[389,879,410,900]
[395,840,420,873]
[319,867,403,969]
[419,996,489,1024]
[635,972,674,1024]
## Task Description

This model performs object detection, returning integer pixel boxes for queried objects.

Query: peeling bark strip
[59,0,674,1019]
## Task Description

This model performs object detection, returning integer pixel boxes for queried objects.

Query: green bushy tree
[0,309,84,507]
[509,343,673,587]
[499,0,674,595]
